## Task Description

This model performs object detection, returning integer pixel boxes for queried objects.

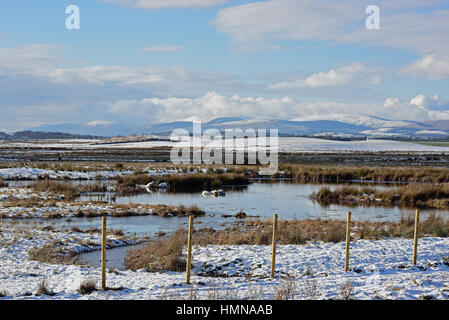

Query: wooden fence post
[186,215,194,284]
[344,211,351,272]
[413,209,420,265]
[270,214,278,279]
[101,215,107,291]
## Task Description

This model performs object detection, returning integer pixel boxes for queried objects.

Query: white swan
[211,189,225,197]
[145,181,156,188]
[202,191,210,198]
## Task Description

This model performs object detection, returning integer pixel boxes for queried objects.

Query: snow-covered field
[0,167,206,181]
[0,187,156,219]
[1,224,448,300]
[2,137,448,152]
[0,168,134,180]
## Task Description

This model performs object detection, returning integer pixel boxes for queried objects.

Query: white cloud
[0,44,447,130]
[0,45,249,95]
[108,91,449,124]
[213,0,449,52]
[0,45,64,76]
[86,120,114,126]
[410,93,449,112]
[102,0,226,9]
[49,66,167,86]
[402,55,449,80]
[139,45,183,53]
[269,63,380,89]
[212,0,449,80]
[212,0,356,43]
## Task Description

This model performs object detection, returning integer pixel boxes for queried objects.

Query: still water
[32,181,447,270]
[13,181,447,237]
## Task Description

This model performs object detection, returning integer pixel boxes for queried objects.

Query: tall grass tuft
[311,183,449,209]
[31,180,107,199]
[125,230,187,272]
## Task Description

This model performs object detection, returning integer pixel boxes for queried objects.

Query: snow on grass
[2,137,449,152]
[100,137,449,153]
[0,187,62,202]
[1,225,448,300]
[0,167,207,181]
[0,200,154,219]
[0,168,134,180]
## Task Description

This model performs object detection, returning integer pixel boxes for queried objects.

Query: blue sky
[0,0,449,131]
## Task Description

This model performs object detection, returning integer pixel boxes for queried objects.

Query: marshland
[2,157,449,299]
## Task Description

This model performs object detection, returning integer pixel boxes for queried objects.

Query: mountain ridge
[19,116,449,139]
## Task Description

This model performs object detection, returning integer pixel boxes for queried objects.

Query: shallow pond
[19,181,448,270]
[82,181,448,223]
[17,181,448,238]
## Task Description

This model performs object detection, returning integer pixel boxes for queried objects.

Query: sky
[0,0,449,132]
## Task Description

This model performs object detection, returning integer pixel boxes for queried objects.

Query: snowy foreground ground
[2,137,449,152]
[1,226,449,300]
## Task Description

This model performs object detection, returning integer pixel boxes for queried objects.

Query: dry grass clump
[36,279,55,296]
[192,219,348,245]
[311,184,449,209]
[176,204,205,216]
[127,215,449,273]
[0,290,8,297]
[125,230,187,272]
[191,215,449,246]
[70,226,124,237]
[274,277,297,300]
[339,281,355,300]
[0,178,7,188]
[28,240,76,264]
[147,204,205,217]
[77,280,97,295]
[278,164,449,184]
[2,197,46,208]
[31,180,107,199]
[391,213,449,238]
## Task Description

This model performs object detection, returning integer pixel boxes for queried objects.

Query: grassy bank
[125,215,449,272]
[4,160,449,184]
[30,180,107,199]
[275,164,449,184]
[311,184,449,208]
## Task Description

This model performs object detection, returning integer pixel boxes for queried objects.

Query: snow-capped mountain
[24,116,449,139]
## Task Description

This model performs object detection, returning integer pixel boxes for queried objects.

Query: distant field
[415,141,449,147]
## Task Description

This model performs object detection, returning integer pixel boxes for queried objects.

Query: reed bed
[30,180,107,199]
[311,184,449,208]
[275,164,449,184]
[116,173,248,194]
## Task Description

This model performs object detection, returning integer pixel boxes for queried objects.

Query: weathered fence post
[101,215,107,291]
[186,215,194,284]
[413,209,420,265]
[345,211,351,272]
[270,213,278,279]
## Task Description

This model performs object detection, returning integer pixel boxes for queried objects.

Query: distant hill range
[0,130,102,140]
[13,116,449,140]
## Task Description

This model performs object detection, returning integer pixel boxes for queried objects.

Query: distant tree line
[0,130,103,140]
